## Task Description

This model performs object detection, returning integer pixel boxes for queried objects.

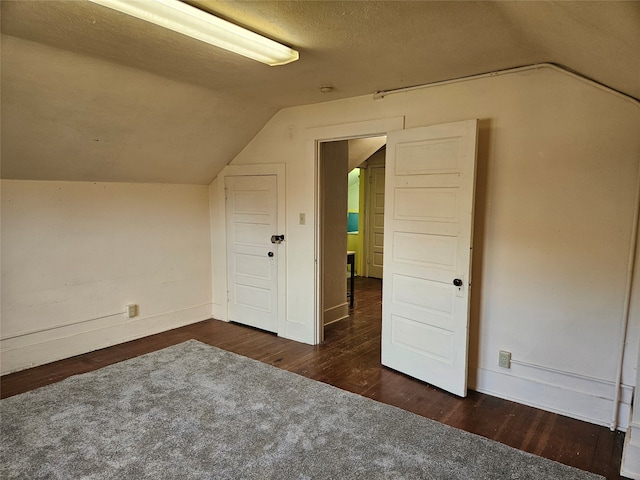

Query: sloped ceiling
[348,137,386,172]
[1,1,638,184]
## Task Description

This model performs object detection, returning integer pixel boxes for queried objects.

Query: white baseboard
[0,303,212,374]
[622,420,640,479]
[323,302,349,326]
[282,320,313,345]
[212,301,227,321]
[470,365,633,431]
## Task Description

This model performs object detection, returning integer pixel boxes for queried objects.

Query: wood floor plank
[1,277,626,479]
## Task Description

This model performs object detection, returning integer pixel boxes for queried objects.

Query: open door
[381,119,478,397]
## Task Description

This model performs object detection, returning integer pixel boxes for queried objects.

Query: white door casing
[309,116,406,344]
[225,175,280,333]
[381,119,479,397]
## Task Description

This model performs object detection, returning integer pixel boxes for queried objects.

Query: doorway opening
[314,119,479,398]
[317,136,386,343]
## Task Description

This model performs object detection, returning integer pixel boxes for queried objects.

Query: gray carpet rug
[1,340,603,479]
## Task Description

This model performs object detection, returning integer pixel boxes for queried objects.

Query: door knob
[268,252,274,257]
[453,278,463,287]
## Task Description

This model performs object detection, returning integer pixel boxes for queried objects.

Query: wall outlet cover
[126,304,138,318]
[499,350,511,368]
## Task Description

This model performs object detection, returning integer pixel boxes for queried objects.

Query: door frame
[308,117,405,343]
[215,163,286,335]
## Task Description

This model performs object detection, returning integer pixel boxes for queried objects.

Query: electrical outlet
[126,304,138,319]
[498,350,511,369]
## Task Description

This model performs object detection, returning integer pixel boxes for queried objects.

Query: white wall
[211,65,640,429]
[321,141,349,326]
[1,180,212,373]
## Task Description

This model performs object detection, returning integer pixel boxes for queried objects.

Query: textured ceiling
[1,1,639,184]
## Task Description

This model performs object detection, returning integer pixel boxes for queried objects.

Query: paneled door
[366,164,385,279]
[225,175,279,333]
[381,120,478,397]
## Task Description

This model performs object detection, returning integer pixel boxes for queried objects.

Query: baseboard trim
[622,426,640,479]
[1,303,212,374]
[470,366,633,431]
[282,320,313,346]
[323,302,349,326]
[212,301,227,321]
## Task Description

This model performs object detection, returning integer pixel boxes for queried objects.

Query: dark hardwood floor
[1,277,626,479]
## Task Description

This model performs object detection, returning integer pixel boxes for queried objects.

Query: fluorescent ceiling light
[88,0,299,66]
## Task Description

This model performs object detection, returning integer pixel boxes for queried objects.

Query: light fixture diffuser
[88,0,299,66]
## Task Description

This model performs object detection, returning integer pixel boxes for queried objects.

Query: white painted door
[225,175,279,333]
[381,119,478,397]
[366,165,385,279]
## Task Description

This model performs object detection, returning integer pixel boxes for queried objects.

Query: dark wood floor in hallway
[1,277,626,479]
